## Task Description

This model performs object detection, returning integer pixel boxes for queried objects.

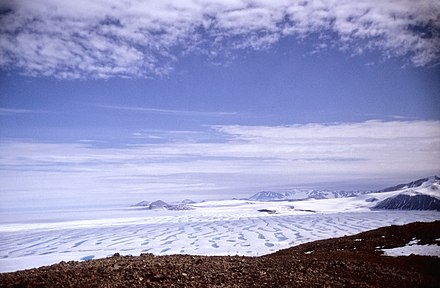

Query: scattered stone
[257,209,277,214]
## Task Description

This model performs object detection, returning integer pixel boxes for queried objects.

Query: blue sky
[0,0,439,209]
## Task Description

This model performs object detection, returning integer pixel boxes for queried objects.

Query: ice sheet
[1,201,439,273]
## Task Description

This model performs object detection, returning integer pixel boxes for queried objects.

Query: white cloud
[0,0,438,79]
[0,120,439,208]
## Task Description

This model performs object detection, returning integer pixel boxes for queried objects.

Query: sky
[0,0,440,209]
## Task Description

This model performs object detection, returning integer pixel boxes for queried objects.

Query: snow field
[1,208,439,273]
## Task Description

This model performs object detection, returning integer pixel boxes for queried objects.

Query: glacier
[1,176,439,273]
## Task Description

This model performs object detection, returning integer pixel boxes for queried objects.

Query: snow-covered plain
[1,198,439,273]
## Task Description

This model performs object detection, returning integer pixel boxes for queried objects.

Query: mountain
[148,200,169,210]
[248,189,369,202]
[132,201,151,207]
[133,199,195,210]
[307,189,368,199]
[379,176,440,192]
[181,199,196,204]
[373,193,440,211]
[373,176,440,211]
[248,191,288,201]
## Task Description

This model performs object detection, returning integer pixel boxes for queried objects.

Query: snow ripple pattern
[0,210,439,272]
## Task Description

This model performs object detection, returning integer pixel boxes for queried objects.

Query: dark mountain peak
[148,200,169,209]
[374,194,440,211]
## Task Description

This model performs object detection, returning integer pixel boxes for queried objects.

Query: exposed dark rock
[257,209,277,214]
[374,194,440,211]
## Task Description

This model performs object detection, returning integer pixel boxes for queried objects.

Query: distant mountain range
[248,176,440,211]
[248,189,370,202]
[378,176,440,192]
[133,176,440,212]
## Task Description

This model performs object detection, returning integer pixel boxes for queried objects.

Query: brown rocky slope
[1,221,439,287]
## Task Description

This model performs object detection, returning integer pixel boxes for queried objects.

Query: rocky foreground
[1,221,439,288]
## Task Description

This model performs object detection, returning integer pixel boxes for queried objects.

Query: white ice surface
[1,198,439,273]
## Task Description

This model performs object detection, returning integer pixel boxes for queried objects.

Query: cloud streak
[0,0,438,79]
[0,108,48,116]
[93,104,237,117]
[1,120,439,208]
